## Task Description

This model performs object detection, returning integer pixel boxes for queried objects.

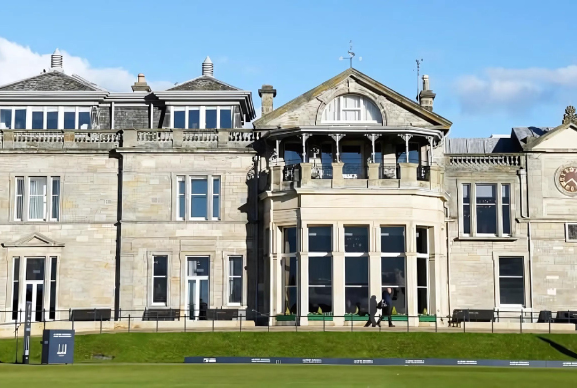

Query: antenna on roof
[339,40,362,68]
[415,58,423,101]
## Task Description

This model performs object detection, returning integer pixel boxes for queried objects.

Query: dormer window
[171,106,234,129]
[321,94,382,124]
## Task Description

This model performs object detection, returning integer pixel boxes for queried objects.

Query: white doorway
[186,257,210,320]
[24,257,45,322]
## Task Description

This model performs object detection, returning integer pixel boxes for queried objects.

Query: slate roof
[0,71,103,92]
[445,137,520,154]
[511,126,553,146]
[167,76,239,91]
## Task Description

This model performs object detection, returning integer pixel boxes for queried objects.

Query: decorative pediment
[2,232,65,248]
[526,107,577,152]
[253,68,452,130]
[0,71,100,92]
[168,76,239,91]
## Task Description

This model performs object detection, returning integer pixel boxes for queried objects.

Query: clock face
[559,167,577,193]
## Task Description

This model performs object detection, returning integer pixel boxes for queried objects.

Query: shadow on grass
[537,336,577,360]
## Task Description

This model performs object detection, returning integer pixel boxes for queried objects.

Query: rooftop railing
[448,154,522,167]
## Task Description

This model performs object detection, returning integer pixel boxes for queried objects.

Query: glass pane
[52,178,60,220]
[12,281,19,320]
[229,257,242,276]
[283,227,297,253]
[381,257,405,286]
[191,179,208,194]
[187,257,209,276]
[47,111,58,129]
[219,109,232,129]
[384,287,406,315]
[463,204,471,234]
[50,257,57,281]
[26,284,33,303]
[35,284,44,322]
[502,184,510,204]
[309,286,332,313]
[14,109,26,129]
[212,178,220,195]
[308,226,332,252]
[199,279,209,318]
[174,110,185,129]
[417,288,428,315]
[188,279,196,314]
[212,195,220,219]
[206,109,217,129]
[499,278,524,305]
[499,257,523,277]
[191,196,207,218]
[416,227,428,254]
[463,184,470,204]
[0,109,12,129]
[344,227,369,252]
[341,145,362,176]
[284,257,297,287]
[417,258,427,287]
[26,258,45,281]
[78,112,91,129]
[345,287,369,316]
[321,143,333,165]
[284,286,298,315]
[283,143,302,165]
[476,184,496,204]
[16,178,24,220]
[153,278,167,304]
[396,143,420,164]
[477,205,497,234]
[64,112,76,129]
[309,256,332,286]
[345,257,368,286]
[342,95,361,108]
[49,281,56,320]
[153,256,167,276]
[381,227,405,253]
[229,278,242,304]
[502,204,511,235]
[32,111,43,129]
[178,180,185,219]
[14,257,20,278]
[188,110,200,129]
[568,224,577,240]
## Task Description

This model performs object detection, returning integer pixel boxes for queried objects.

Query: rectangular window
[177,176,185,220]
[228,256,243,305]
[188,109,200,129]
[416,227,429,315]
[152,256,168,305]
[283,227,298,315]
[381,256,406,315]
[205,108,217,129]
[14,109,26,129]
[463,184,471,235]
[345,256,369,316]
[12,257,20,320]
[567,223,577,242]
[0,109,12,129]
[78,111,91,129]
[29,177,47,221]
[47,110,58,129]
[344,226,369,253]
[309,256,332,314]
[219,108,232,129]
[191,178,208,219]
[308,226,332,252]
[381,226,405,253]
[49,257,57,320]
[15,177,24,221]
[476,184,497,235]
[64,111,76,129]
[212,177,220,219]
[502,184,511,235]
[499,257,524,306]
[32,111,44,129]
[51,177,60,221]
[174,109,185,129]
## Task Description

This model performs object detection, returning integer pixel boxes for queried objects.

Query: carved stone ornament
[562,105,577,125]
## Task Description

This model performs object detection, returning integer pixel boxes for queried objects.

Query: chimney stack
[258,84,276,116]
[202,56,214,77]
[131,73,151,92]
[51,48,63,71]
[419,75,436,112]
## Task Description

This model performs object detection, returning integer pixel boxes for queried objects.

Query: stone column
[172,129,183,148]
[405,223,419,326]
[367,162,380,188]
[122,128,137,148]
[217,129,229,146]
[2,130,14,149]
[332,162,344,188]
[429,165,442,190]
[298,224,309,325]
[399,162,418,187]
[300,163,312,187]
[271,163,284,191]
[63,131,75,149]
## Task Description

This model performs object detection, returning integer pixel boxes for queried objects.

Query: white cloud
[0,37,171,92]
[454,65,577,115]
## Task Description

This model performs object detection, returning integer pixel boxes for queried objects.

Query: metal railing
[311,164,333,179]
[380,164,399,179]
[417,165,430,181]
[283,164,299,182]
[342,163,365,179]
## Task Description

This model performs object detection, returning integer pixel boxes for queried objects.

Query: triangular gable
[254,68,452,129]
[0,71,102,92]
[526,123,577,151]
[2,232,65,248]
[168,75,240,91]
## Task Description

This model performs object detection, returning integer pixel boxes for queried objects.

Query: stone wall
[115,106,149,129]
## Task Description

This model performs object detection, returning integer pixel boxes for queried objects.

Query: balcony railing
[283,164,299,181]
[311,164,333,179]
[448,154,522,167]
[380,164,399,179]
[342,163,365,179]
[417,165,430,181]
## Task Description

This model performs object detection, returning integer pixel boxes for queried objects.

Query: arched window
[321,94,382,124]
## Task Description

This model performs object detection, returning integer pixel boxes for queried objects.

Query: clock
[559,166,577,193]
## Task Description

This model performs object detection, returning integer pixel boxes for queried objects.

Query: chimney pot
[258,84,277,116]
[51,48,63,71]
[202,56,214,77]
[419,75,436,112]
[132,73,151,92]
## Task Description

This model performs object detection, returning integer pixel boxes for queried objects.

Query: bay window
[381,226,406,315]
[282,227,298,315]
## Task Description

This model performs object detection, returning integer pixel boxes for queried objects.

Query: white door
[186,256,210,320]
[25,257,46,322]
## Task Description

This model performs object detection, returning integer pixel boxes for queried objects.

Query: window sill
[455,236,518,242]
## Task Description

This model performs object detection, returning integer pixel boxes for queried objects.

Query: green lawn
[0,364,576,388]
[1,332,576,364]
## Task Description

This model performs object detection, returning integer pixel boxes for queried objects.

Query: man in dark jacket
[377,288,395,328]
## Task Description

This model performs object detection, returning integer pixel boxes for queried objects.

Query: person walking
[377,288,395,328]
[364,295,379,327]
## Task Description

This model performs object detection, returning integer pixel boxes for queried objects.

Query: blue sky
[1,0,576,137]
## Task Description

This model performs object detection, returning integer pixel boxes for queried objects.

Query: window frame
[227,256,243,306]
[13,175,61,223]
[416,227,430,315]
[459,181,514,238]
[565,223,577,242]
[308,226,333,315]
[381,225,407,315]
[493,252,530,310]
[169,106,234,129]
[174,174,221,221]
[0,106,93,129]
[344,226,370,316]
[281,226,298,316]
[321,94,383,124]
[151,255,169,307]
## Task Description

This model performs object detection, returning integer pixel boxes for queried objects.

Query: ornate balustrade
[448,154,522,167]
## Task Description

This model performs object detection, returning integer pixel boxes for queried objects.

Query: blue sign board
[41,329,75,364]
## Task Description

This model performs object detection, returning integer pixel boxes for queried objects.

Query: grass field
[1,332,577,364]
[0,364,576,387]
